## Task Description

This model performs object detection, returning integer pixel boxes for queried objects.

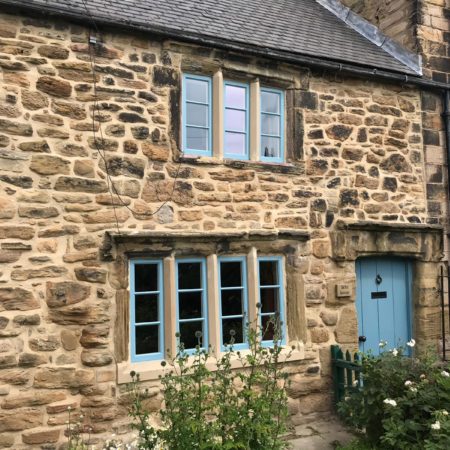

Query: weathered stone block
[0,288,38,311]
[18,353,47,367]
[335,306,358,344]
[0,119,32,136]
[18,206,59,218]
[29,335,60,352]
[75,267,107,284]
[0,408,43,432]
[81,350,113,367]
[36,76,72,98]
[33,367,95,389]
[46,281,91,308]
[11,266,67,281]
[21,90,48,110]
[22,428,60,445]
[54,176,108,193]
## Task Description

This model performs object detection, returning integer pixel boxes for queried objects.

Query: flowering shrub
[129,318,291,449]
[338,341,450,449]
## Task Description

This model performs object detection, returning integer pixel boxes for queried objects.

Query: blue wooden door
[356,257,412,355]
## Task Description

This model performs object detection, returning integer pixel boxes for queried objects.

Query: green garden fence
[331,345,362,406]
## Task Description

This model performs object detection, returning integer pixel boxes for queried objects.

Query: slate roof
[1,0,420,75]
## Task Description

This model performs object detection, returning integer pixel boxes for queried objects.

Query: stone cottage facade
[0,0,448,447]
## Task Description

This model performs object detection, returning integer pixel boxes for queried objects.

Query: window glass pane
[261,114,280,136]
[179,320,204,349]
[186,103,209,127]
[134,264,158,292]
[260,288,279,314]
[261,136,280,159]
[178,262,202,289]
[186,127,208,151]
[259,260,279,286]
[220,261,242,287]
[135,294,159,323]
[225,109,246,132]
[136,325,159,354]
[221,289,243,316]
[225,132,246,155]
[261,91,280,114]
[186,78,208,103]
[225,85,246,109]
[222,318,244,345]
[261,316,275,341]
[179,291,202,319]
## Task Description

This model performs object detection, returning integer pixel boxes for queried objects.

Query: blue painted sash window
[260,88,284,163]
[130,260,164,362]
[258,257,286,344]
[176,258,208,351]
[182,74,212,156]
[224,81,249,160]
[218,257,249,349]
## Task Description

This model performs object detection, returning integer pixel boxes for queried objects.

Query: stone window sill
[116,341,305,384]
[178,155,303,175]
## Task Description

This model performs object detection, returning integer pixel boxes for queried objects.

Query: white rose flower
[431,421,441,430]
[409,387,417,393]
[392,348,398,356]
[379,340,387,348]
[407,339,416,347]
[404,380,412,386]
[441,370,450,378]
[383,398,397,407]
[352,380,359,387]
[443,410,449,416]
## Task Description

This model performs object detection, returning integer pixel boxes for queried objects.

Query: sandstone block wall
[340,0,418,51]
[0,10,444,448]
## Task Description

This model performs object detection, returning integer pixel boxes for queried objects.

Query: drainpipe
[443,89,450,361]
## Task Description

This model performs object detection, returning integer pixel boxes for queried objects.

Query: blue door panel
[356,258,411,355]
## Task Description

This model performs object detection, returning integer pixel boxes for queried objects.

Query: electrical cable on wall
[80,0,184,236]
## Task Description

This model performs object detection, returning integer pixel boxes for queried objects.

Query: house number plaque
[336,283,351,297]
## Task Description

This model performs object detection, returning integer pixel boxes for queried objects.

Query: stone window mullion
[213,70,224,159]
[250,78,260,161]
[207,254,221,355]
[164,255,177,358]
[246,247,258,327]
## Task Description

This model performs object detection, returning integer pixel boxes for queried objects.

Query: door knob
[359,336,366,342]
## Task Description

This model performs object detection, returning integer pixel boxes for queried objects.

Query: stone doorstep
[288,416,355,449]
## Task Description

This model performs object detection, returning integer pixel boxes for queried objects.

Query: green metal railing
[331,345,362,405]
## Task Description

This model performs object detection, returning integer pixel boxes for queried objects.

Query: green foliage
[129,318,291,449]
[338,344,450,450]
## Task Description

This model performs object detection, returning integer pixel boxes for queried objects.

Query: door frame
[356,256,413,353]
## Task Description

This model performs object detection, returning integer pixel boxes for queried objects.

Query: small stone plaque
[336,283,351,297]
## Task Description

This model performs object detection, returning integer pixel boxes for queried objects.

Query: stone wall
[340,0,417,51]
[0,10,444,448]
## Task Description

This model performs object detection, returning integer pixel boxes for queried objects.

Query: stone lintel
[178,155,305,175]
[336,220,443,234]
[103,230,310,260]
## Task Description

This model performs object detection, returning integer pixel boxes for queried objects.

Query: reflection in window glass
[183,74,211,155]
[258,258,284,343]
[260,88,283,162]
[131,261,163,361]
[224,82,248,159]
[176,259,207,350]
[219,258,248,348]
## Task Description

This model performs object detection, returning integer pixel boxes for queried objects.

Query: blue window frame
[182,74,212,156]
[176,258,208,352]
[260,88,284,163]
[224,81,250,160]
[258,256,286,345]
[218,256,249,350]
[130,260,164,362]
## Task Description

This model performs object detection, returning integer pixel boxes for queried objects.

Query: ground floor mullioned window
[129,252,287,363]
